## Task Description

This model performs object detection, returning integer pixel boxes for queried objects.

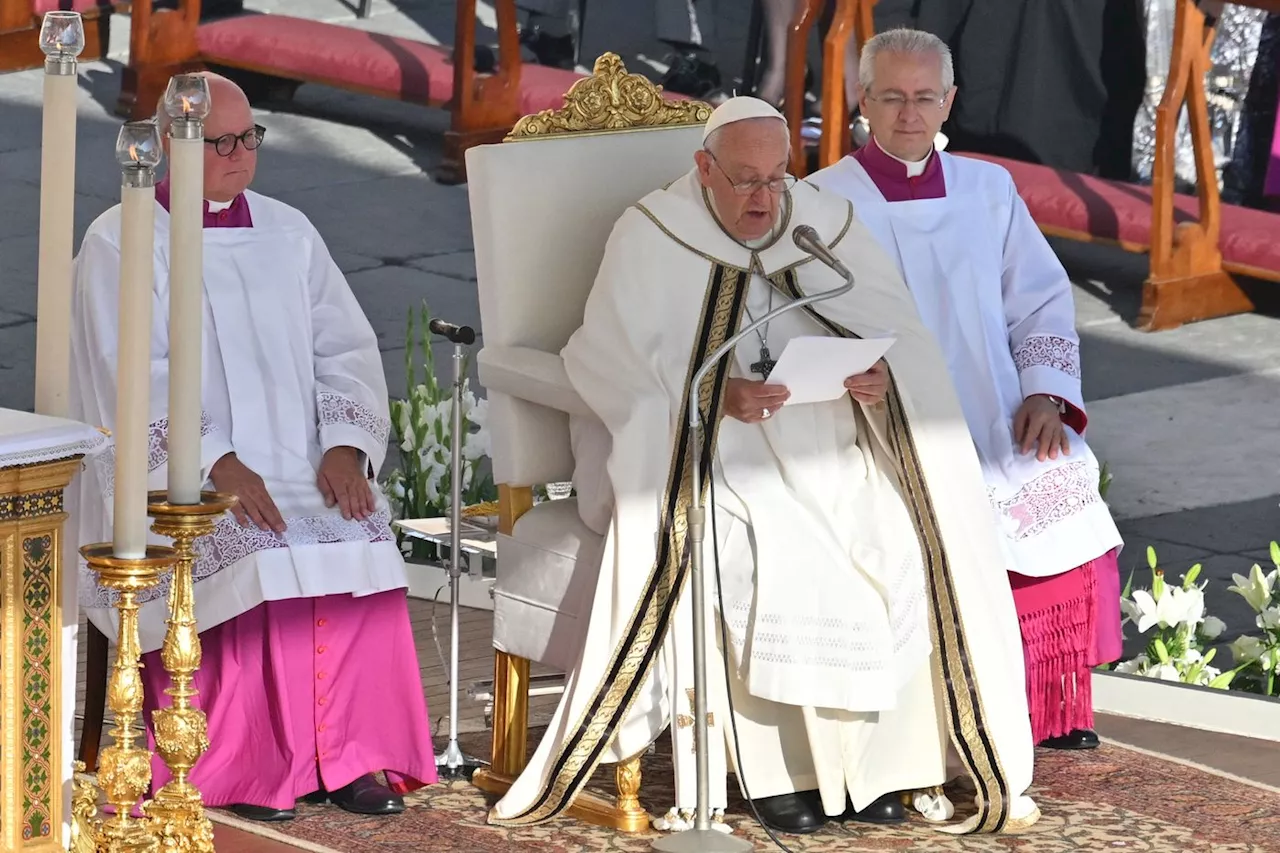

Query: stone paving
[2,0,1279,658]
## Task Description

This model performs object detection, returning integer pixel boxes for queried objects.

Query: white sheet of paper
[765,336,896,405]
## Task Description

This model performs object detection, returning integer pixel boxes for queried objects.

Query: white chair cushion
[493,498,605,671]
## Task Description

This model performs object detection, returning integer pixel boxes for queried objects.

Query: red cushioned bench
[0,0,114,73]
[798,0,1280,331]
[118,0,590,183]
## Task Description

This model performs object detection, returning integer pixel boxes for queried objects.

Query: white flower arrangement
[1224,543,1280,696]
[1115,546,1236,689]
[382,303,496,559]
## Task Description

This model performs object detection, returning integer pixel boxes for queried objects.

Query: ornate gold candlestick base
[79,543,179,853]
[143,490,237,853]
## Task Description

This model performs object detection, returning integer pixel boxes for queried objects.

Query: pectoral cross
[750,345,776,379]
[675,688,714,753]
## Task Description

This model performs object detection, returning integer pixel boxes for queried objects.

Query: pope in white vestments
[69,73,437,821]
[810,29,1125,751]
[490,97,1039,837]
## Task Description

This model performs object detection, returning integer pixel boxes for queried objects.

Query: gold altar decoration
[0,456,83,852]
[72,491,235,853]
[142,491,235,853]
[505,53,712,141]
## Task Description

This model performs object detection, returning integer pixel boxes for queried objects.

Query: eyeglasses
[866,92,948,113]
[704,151,796,195]
[205,124,266,157]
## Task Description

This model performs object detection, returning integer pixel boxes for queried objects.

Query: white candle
[164,75,211,505]
[33,12,84,418]
[113,124,162,559]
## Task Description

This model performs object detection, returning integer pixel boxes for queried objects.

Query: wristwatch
[1045,395,1067,414]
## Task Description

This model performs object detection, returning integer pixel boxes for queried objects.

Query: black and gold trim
[769,267,1011,834]
[492,262,751,827]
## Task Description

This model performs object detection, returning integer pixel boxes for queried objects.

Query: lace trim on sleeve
[148,412,219,472]
[990,460,1102,541]
[317,389,391,447]
[1012,334,1081,379]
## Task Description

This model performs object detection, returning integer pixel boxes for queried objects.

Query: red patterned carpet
[212,732,1280,852]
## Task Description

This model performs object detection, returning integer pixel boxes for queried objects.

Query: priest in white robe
[69,72,436,822]
[490,97,1039,838]
[810,28,1125,751]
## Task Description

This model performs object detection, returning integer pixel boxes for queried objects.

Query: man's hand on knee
[318,447,375,522]
[210,453,288,533]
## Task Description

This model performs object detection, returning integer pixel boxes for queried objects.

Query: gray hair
[858,28,954,93]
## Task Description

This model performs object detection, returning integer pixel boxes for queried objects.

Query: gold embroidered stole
[493,261,751,826]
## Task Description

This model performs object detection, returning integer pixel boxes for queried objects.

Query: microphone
[793,224,853,282]
[429,318,476,345]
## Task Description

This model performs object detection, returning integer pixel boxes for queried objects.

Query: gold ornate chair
[465,54,710,830]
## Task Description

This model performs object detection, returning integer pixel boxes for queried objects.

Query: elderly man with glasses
[68,71,437,822]
[811,29,1124,755]
[490,96,1040,838]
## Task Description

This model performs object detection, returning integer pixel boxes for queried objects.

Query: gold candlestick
[143,490,237,853]
[80,542,178,853]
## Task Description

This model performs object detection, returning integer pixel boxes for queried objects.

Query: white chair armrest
[478,346,592,417]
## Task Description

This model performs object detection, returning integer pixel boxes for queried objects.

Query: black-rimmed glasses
[205,124,266,157]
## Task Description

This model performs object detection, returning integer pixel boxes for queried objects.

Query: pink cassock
[852,137,1124,740]
[141,589,438,809]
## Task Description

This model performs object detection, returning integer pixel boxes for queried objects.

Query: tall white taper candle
[164,75,212,505]
[113,124,162,558]
[33,12,84,418]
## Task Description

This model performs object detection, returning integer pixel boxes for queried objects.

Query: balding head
[157,72,259,202]
[695,116,792,243]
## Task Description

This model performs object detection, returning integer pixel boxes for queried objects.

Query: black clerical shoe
[326,773,405,815]
[1039,729,1100,750]
[839,792,905,824]
[750,790,825,835]
[229,803,295,822]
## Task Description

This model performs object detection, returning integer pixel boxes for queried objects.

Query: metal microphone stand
[652,226,854,853]
[430,318,489,779]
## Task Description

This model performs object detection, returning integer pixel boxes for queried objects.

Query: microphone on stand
[430,314,487,779]
[429,318,477,346]
[651,224,855,853]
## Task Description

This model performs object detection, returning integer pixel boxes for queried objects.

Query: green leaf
[1153,636,1171,664]
[1271,540,1280,569]
[1147,545,1158,571]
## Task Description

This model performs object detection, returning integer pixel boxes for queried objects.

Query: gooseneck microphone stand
[652,225,855,853]
[429,317,489,779]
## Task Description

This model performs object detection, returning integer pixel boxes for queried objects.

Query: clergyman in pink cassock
[811,28,1124,750]
[69,72,437,823]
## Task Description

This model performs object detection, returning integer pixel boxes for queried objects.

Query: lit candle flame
[55,40,62,51]
[181,95,191,113]
[128,144,138,162]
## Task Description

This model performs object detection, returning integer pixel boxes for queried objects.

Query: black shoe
[518,26,575,69]
[229,803,296,821]
[750,790,825,835]
[299,789,328,805]
[840,792,905,824]
[327,773,405,816]
[659,52,722,99]
[1040,729,1100,750]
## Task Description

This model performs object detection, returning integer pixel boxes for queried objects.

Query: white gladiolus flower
[1201,615,1226,640]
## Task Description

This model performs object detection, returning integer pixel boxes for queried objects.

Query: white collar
[874,136,933,178]
[206,197,234,212]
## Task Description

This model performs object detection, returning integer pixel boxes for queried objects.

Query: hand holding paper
[765,336,896,406]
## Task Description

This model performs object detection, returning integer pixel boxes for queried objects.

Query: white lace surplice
[69,191,407,653]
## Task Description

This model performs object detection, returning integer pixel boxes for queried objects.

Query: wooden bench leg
[77,621,109,773]
[118,59,205,120]
[784,0,825,178]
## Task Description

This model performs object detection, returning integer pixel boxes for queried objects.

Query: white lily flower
[1201,615,1226,640]
[1114,655,1149,675]
[1151,663,1182,682]
[1260,606,1280,631]
[1231,635,1265,663]
[1228,564,1275,613]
